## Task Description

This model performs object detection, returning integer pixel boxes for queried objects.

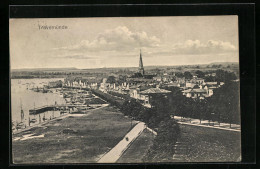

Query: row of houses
[154,75,224,99]
[63,74,224,107]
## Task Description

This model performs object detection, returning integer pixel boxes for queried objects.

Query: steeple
[139,49,145,75]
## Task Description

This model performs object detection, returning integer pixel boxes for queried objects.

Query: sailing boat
[43,112,47,121]
[16,100,25,129]
[30,102,37,123]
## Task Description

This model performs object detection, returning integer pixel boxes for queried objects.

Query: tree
[163,86,186,117]
[176,66,182,71]
[215,69,237,83]
[204,75,216,82]
[208,81,240,126]
[184,71,193,79]
[118,75,127,83]
[137,107,152,124]
[148,94,171,128]
[197,99,208,124]
[195,70,205,78]
[106,76,116,84]
[175,72,184,78]
[131,72,143,78]
[121,99,142,118]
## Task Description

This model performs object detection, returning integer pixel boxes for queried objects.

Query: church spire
[139,49,145,75]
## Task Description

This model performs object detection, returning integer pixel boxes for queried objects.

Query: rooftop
[140,88,171,94]
[182,88,207,93]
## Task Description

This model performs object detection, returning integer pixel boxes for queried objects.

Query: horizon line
[11,61,239,71]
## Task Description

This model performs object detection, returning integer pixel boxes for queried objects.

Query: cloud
[55,26,160,52]
[171,40,237,55]
[52,28,237,59]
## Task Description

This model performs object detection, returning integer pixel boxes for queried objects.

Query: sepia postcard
[10,16,241,164]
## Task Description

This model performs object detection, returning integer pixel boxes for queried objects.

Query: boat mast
[20,98,24,122]
[34,102,36,118]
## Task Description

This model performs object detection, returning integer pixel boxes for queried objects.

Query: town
[48,50,237,107]
[11,50,241,163]
[10,16,242,164]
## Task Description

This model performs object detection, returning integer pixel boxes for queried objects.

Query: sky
[10,16,239,69]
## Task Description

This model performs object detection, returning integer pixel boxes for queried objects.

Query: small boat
[30,118,37,123]
[43,113,47,121]
[16,122,26,129]
[60,111,66,115]
[42,89,48,93]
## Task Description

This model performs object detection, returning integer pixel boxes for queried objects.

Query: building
[129,85,150,100]
[140,88,171,108]
[153,76,162,82]
[182,85,214,99]
[129,87,171,108]
[182,88,208,99]
[139,49,145,76]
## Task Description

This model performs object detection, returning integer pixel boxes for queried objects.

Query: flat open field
[177,124,241,162]
[12,106,137,164]
[117,129,155,163]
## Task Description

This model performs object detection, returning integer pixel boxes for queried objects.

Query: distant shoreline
[11,77,66,79]
[11,62,239,72]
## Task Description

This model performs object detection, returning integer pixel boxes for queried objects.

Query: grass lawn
[117,129,155,163]
[178,124,241,162]
[12,106,137,164]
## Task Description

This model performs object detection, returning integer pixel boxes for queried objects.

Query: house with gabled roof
[139,87,171,108]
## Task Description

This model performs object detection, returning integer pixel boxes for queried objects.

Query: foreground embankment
[12,106,138,163]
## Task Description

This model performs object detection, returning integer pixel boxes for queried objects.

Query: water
[11,78,66,127]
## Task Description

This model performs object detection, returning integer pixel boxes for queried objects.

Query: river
[11,78,66,127]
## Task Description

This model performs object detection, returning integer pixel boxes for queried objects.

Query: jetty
[29,104,108,115]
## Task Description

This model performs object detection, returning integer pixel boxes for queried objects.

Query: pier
[29,104,107,115]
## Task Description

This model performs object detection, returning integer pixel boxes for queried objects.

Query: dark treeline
[174,69,237,82]
[91,89,124,107]
[107,91,131,100]
[204,69,237,82]
[163,81,240,125]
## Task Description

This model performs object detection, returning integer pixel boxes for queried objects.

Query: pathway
[98,122,146,163]
[174,116,240,132]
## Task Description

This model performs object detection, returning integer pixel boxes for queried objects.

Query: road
[98,122,146,163]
